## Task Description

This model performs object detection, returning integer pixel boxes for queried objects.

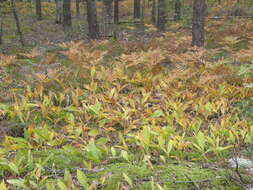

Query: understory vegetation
[0,1,253,189]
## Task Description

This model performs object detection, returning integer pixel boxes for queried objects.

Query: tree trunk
[35,0,42,20]
[134,0,141,19]
[86,0,99,39]
[114,0,119,24]
[174,0,181,21]
[76,0,80,18]
[62,0,72,31]
[141,0,145,24]
[157,0,166,31]
[151,0,156,24]
[11,0,24,46]
[55,0,62,24]
[192,0,206,47]
[0,20,3,45]
[102,0,113,36]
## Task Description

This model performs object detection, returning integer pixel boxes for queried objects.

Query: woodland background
[0,0,252,189]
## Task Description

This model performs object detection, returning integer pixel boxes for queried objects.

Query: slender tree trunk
[76,0,80,17]
[141,0,145,24]
[11,0,24,46]
[62,0,72,31]
[35,0,42,20]
[55,0,62,24]
[174,0,181,21]
[151,0,156,24]
[192,0,206,47]
[102,0,113,36]
[157,0,166,31]
[0,20,3,45]
[134,0,141,19]
[114,0,119,24]
[86,0,99,39]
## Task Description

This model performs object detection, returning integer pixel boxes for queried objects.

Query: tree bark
[157,0,166,31]
[114,0,119,24]
[76,0,80,18]
[35,0,42,20]
[151,0,156,24]
[11,0,24,46]
[55,0,62,24]
[192,0,206,47]
[86,0,99,39]
[0,20,3,45]
[134,0,141,19]
[141,0,145,24]
[62,0,72,31]
[0,2,3,45]
[102,0,113,36]
[174,0,181,21]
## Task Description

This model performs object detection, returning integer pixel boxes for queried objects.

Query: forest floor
[0,2,253,190]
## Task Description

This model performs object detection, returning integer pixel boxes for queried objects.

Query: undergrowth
[0,4,252,189]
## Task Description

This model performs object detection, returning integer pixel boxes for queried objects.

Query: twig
[233,146,246,184]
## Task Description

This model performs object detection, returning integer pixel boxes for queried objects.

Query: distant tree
[76,0,80,17]
[86,0,99,39]
[192,0,206,47]
[157,0,166,31]
[0,3,3,45]
[0,20,2,45]
[55,0,62,24]
[11,0,24,46]
[114,0,119,24]
[35,0,42,20]
[102,0,113,36]
[141,0,146,24]
[134,0,141,19]
[151,0,156,24]
[62,0,72,30]
[174,0,181,21]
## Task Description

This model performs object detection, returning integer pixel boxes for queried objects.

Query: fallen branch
[209,16,253,20]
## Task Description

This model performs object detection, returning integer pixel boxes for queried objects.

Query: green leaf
[8,163,19,175]
[88,102,102,115]
[88,129,100,137]
[121,150,129,161]
[86,143,102,163]
[46,182,56,190]
[57,180,67,190]
[7,179,27,189]
[77,170,89,190]
[151,110,164,118]
[123,173,133,188]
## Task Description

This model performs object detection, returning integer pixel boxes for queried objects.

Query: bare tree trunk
[102,0,113,36]
[141,0,145,24]
[11,0,24,46]
[55,0,62,24]
[0,20,3,45]
[62,0,72,31]
[134,0,141,19]
[192,0,206,47]
[86,0,99,39]
[35,0,42,20]
[157,0,166,31]
[174,0,181,21]
[76,0,80,17]
[151,0,156,24]
[114,0,119,24]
